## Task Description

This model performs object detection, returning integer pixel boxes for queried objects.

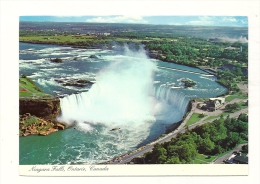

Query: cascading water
[155,84,189,115]
[58,71,189,134]
[57,44,189,135]
[57,45,159,132]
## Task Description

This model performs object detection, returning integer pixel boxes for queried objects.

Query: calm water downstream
[19,42,227,165]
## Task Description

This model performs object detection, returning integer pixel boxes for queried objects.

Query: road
[110,106,248,165]
[213,143,248,164]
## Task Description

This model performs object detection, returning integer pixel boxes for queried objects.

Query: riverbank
[19,74,67,136]
[19,97,67,137]
[19,41,103,50]
[19,113,66,136]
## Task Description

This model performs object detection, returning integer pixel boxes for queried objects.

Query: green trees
[155,144,168,164]
[225,103,240,112]
[241,144,248,153]
[142,34,248,69]
[144,114,248,164]
[145,143,167,164]
[238,113,248,122]
[199,138,215,154]
[224,132,242,149]
[217,67,244,93]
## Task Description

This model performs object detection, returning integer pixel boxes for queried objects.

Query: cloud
[86,15,148,24]
[221,17,238,22]
[168,22,182,26]
[182,16,247,27]
[186,16,214,26]
[240,19,248,25]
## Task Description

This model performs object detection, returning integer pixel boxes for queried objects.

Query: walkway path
[213,143,248,164]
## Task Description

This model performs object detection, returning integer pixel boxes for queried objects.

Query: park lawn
[225,92,248,102]
[195,154,217,162]
[20,78,41,92]
[20,91,51,98]
[192,154,217,164]
[19,77,51,98]
[186,113,203,126]
[195,98,206,102]
[205,112,230,121]
[20,35,103,45]
[193,159,207,164]
[20,91,34,97]
[20,35,150,47]
[238,101,248,109]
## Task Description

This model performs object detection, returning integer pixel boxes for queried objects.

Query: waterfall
[154,84,189,117]
[57,44,189,129]
[58,83,189,128]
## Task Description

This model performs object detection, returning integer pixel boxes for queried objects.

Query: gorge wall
[19,98,61,121]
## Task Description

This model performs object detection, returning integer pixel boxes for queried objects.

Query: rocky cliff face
[19,98,61,121]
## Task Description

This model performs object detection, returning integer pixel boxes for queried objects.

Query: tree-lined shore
[20,30,248,93]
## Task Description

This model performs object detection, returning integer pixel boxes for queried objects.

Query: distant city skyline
[20,16,248,27]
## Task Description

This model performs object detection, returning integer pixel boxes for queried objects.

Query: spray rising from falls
[58,45,158,130]
[58,45,189,132]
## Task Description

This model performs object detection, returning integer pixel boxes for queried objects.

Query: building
[208,97,225,111]
[233,155,248,164]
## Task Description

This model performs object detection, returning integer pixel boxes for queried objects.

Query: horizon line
[19,21,248,28]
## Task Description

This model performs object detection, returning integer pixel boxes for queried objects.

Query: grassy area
[20,35,96,43]
[19,35,145,47]
[193,159,207,164]
[196,154,217,162]
[225,92,248,102]
[192,154,217,164]
[186,113,204,126]
[192,143,248,164]
[205,112,230,121]
[23,115,40,127]
[238,101,248,109]
[19,76,51,98]
[195,98,206,102]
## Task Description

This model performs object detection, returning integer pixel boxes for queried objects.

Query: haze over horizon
[20,16,248,27]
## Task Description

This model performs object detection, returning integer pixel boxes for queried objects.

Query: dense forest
[144,113,248,164]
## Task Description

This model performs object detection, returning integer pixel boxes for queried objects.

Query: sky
[19,16,248,27]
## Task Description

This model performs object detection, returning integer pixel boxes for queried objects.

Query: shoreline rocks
[50,58,62,63]
[19,97,65,137]
[54,78,94,88]
[19,113,66,137]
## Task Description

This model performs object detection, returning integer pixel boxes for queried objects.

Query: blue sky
[19,16,248,27]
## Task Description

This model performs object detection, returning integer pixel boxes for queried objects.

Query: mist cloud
[58,44,158,131]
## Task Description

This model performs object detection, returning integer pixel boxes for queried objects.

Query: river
[19,42,227,165]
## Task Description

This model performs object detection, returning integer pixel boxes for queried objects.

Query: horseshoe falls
[19,42,227,164]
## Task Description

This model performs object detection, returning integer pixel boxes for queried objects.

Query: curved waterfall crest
[57,44,189,130]
[154,84,189,115]
[58,83,189,127]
